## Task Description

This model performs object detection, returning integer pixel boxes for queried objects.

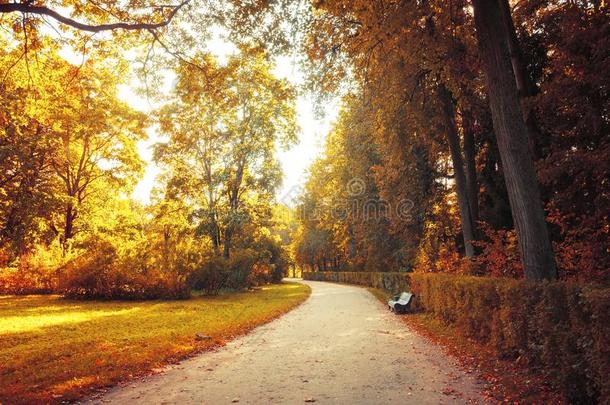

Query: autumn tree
[470,0,557,280]
[157,47,297,258]
[0,46,61,259]
[46,62,145,250]
[0,38,145,257]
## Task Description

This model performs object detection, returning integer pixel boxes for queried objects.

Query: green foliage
[190,255,230,295]
[156,48,297,259]
[191,235,292,295]
[0,38,295,300]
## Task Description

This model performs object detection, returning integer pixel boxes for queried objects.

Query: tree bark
[438,84,476,258]
[497,0,532,97]
[471,0,557,280]
[462,113,479,225]
[223,230,231,259]
[497,0,542,160]
[64,203,76,243]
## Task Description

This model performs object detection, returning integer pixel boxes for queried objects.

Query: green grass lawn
[0,282,310,404]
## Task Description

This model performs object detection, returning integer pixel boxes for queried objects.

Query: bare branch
[0,1,189,33]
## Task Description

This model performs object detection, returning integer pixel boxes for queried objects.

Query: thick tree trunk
[462,113,479,225]
[497,0,532,97]
[471,0,557,280]
[438,84,476,258]
[497,0,542,160]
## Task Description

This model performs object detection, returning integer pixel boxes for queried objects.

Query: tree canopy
[0,0,608,293]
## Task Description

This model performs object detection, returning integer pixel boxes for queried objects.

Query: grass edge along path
[0,281,311,404]
[366,287,564,403]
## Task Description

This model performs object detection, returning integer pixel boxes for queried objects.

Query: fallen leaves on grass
[0,282,311,404]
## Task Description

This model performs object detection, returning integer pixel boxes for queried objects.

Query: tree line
[0,0,607,288]
[0,16,297,297]
[293,0,608,282]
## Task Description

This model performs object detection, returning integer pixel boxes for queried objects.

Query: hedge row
[303,271,610,404]
[303,270,410,293]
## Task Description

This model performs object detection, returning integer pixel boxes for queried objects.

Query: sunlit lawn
[0,282,310,404]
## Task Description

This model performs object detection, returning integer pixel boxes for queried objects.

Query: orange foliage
[473,222,523,279]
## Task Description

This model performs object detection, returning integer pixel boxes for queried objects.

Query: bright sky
[118,36,339,206]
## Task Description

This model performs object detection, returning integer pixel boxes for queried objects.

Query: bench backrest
[398,292,413,305]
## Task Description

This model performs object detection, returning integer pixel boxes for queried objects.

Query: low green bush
[190,249,259,295]
[189,245,289,294]
[224,249,259,290]
[304,271,610,403]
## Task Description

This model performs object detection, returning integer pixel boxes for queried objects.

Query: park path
[87,280,484,404]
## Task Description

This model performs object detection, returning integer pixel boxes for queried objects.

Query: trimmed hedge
[303,270,410,293]
[303,271,610,403]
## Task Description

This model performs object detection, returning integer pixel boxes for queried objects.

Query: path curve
[88,280,484,404]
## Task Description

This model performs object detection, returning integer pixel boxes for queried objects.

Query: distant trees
[295,0,608,282]
[293,97,402,272]
[156,48,297,259]
[0,35,297,295]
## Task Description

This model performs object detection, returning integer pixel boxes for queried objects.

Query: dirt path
[88,280,484,404]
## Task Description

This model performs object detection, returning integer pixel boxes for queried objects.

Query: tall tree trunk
[63,202,76,250]
[497,0,532,97]
[223,230,231,259]
[438,85,476,258]
[497,0,542,160]
[471,0,557,280]
[462,113,479,225]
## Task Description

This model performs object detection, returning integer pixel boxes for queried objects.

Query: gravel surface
[87,280,484,404]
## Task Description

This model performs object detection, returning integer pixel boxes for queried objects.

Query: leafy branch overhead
[0,1,190,32]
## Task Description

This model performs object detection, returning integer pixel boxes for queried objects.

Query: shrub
[411,274,610,403]
[60,239,191,300]
[304,271,610,403]
[472,222,523,278]
[0,266,57,295]
[224,249,258,290]
[250,234,291,284]
[190,249,259,294]
[190,256,231,295]
[303,271,410,293]
[0,244,66,294]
